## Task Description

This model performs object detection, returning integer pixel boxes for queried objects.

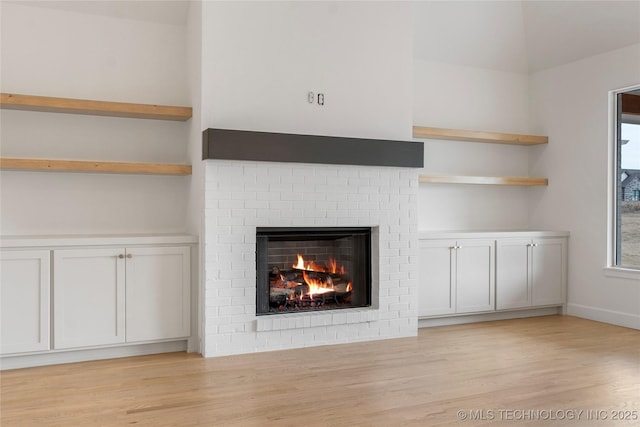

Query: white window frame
[605,84,640,279]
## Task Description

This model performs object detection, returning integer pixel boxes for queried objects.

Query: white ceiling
[9,0,640,74]
[413,0,640,73]
[522,0,640,72]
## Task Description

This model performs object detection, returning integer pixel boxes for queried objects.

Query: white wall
[200,1,413,140]
[0,3,188,103]
[529,44,640,328]
[186,1,203,236]
[198,1,416,354]
[0,3,190,235]
[185,0,204,352]
[414,60,532,231]
[4,0,635,334]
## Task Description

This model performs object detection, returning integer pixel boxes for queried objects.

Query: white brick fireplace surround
[203,160,419,357]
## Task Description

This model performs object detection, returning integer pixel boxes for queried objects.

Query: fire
[293,254,305,270]
[293,254,326,272]
[280,254,352,305]
[293,254,345,274]
[302,271,334,298]
[328,258,346,275]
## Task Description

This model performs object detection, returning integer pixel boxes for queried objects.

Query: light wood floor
[1,315,639,426]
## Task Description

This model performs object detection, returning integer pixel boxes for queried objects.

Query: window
[613,87,640,269]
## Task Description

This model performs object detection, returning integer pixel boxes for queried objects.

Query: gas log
[268,267,352,311]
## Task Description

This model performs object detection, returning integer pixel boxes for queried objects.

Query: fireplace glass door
[256,227,371,315]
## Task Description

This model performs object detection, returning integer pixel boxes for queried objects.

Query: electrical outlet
[307,91,325,105]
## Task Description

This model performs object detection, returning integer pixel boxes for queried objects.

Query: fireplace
[256,227,371,315]
[201,128,421,357]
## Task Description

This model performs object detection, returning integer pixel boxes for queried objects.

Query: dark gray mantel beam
[202,128,424,168]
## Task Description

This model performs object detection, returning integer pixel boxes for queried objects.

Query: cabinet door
[1,250,50,354]
[125,246,191,342]
[532,238,565,306]
[418,240,456,316]
[455,239,495,313]
[496,239,531,310]
[53,248,125,349]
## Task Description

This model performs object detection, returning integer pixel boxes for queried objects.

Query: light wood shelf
[0,158,192,176]
[413,126,548,145]
[0,93,192,121]
[419,174,548,186]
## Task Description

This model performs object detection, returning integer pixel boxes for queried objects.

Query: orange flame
[293,254,346,274]
[292,254,326,272]
[328,259,346,274]
[293,254,305,270]
[288,255,351,302]
[302,271,334,298]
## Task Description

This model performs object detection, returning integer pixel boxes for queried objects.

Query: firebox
[256,227,371,315]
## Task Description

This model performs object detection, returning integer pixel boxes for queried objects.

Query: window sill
[603,267,640,280]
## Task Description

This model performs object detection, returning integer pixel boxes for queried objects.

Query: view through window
[616,89,640,269]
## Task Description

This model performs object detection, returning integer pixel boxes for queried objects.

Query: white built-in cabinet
[0,235,195,363]
[125,246,191,343]
[0,250,51,354]
[455,240,495,313]
[54,246,190,349]
[496,238,566,310]
[419,232,568,319]
[418,241,455,316]
[54,248,126,349]
[418,239,495,317]
[415,127,567,321]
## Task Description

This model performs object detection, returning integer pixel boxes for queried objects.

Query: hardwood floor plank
[1,316,638,426]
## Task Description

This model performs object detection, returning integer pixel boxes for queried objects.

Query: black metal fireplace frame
[256,227,372,316]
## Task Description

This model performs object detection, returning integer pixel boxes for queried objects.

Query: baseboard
[567,303,640,330]
[0,340,188,371]
[418,307,562,328]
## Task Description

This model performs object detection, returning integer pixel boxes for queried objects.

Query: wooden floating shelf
[419,174,548,186]
[413,126,548,146]
[0,158,192,176]
[0,93,192,121]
